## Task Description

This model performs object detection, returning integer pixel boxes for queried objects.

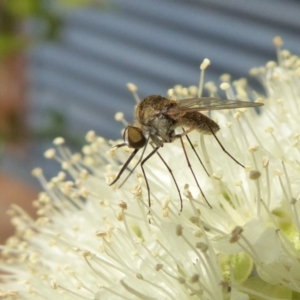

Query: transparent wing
[169,97,263,114]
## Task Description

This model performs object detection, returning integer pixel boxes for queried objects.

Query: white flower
[1,37,300,300]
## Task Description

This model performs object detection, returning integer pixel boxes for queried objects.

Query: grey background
[3,0,300,186]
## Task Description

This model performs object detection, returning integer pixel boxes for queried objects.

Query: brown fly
[110,95,263,211]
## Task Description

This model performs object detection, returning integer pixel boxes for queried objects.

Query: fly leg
[173,131,212,208]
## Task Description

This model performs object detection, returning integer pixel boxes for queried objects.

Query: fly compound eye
[124,126,146,149]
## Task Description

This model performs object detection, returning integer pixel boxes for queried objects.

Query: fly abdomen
[177,111,220,135]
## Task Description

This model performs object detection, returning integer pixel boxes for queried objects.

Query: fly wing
[168,97,263,114]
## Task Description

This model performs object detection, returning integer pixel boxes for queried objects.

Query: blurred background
[1,0,300,241]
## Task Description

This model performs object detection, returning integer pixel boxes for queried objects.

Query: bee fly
[110,95,263,211]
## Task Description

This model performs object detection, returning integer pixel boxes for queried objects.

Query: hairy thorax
[136,95,177,142]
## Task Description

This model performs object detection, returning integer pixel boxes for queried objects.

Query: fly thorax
[153,116,175,142]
